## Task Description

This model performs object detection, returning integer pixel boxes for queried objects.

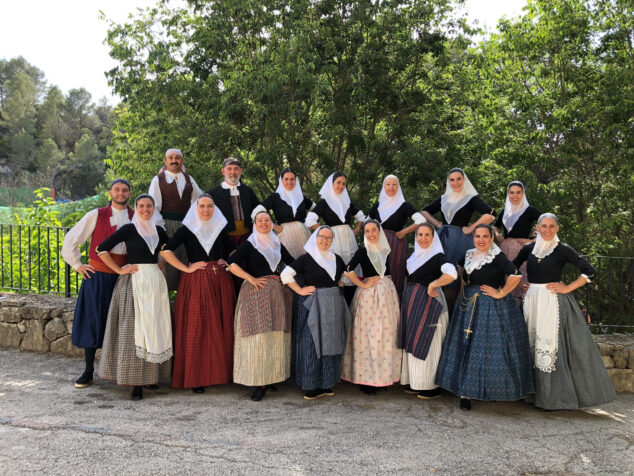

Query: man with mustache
[62,178,134,389]
[148,148,203,290]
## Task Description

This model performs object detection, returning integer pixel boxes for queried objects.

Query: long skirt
[331,224,360,286]
[99,272,172,386]
[278,221,311,259]
[383,229,409,299]
[499,238,531,303]
[233,277,293,386]
[436,284,534,400]
[171,263,236,389]
[294,289,348,390]
[399,284,449,391]
[523,285,616,410]
[341,277,401,387]
[71,271,119,348]
[162,218,186,292]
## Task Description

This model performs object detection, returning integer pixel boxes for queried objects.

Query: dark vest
[89,205,134,273]
[157,171,193,221]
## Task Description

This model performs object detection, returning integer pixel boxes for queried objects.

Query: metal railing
[1,223,633,331]
[0,224,83,297]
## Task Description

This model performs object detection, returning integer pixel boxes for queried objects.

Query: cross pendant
[210,264,217,274]
[464,328,473,338]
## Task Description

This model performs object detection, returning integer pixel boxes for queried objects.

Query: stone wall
[1,292,633,392]
[0,293,82,357]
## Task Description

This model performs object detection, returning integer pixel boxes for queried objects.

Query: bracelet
[499,289,506,297]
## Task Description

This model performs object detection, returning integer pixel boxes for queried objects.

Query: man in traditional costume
[148,148,202,290]
[61,178,134,388]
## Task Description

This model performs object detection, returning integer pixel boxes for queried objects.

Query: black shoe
[192,387,204,394]
[251,387,266,401]
[360,385,377,395]
[403,385,418,394]
[304,388,335,400]
[417,388,442,399]
[74,371,93,389]
[144,384,159,390]
[131,386,143,401]
[460,397,471,410]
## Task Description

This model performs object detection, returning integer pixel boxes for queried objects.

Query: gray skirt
[99,274,172,386]
[527,292,616,410]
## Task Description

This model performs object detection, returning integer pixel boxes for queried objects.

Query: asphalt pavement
[1,348,632,475]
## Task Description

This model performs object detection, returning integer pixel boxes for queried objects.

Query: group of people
[61,150,616,411]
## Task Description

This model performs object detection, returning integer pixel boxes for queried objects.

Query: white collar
[221,181,241,196]
[464,244,501,274]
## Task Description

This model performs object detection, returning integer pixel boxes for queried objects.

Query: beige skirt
[233,279,292,386]
[277,221,311,259]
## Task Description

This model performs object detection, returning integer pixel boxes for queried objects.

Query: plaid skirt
[99,274,172,386]
[277,221,311,259]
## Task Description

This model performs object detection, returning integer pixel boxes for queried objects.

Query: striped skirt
[71,271,119,349]
[383,229,409,298]
[523,285,616,410]
[436,285,534,400]
[233,277,293,386]
[99,273,172,386]
[171,263,236,389]
[499,238,531,302]
[399,284,449,391]
[341,277,401,387]
[293,290,345,390]
[278,221,311,259]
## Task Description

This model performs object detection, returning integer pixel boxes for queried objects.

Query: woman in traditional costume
[227,211,295,401]
[341,220,402,395]
[97,195,172,401]
[421,168,495,312]
[281,226,350,400]
[368,175,426,298]
[436,224,534,410]
[399,223,457,399]
[514,213,615,410]
[159,194,236,394]
[254,168,313,259]
[493,181,542,303]
[305,172,366,304]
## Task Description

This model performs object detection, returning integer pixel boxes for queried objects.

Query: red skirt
[171,262,236,388]
[383,229,409,298]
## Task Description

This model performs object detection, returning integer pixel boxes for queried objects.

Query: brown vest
[157,171,193,220]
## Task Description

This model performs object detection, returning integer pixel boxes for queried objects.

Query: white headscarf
[364,221,391,277]
[532,214,560,259]
[502,181,529,232]
[406,226,445,275]
[248,213,282,273]
[131,198,164,254]
[464,243,502,274]
[182,197,228,255]
[318,173,351,223]
[377,175,406,223]
[440,168,478,224]
[276,173,304,216]
[303,226,337,280]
